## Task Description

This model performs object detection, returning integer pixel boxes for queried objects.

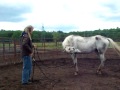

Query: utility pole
[41,24,45,51]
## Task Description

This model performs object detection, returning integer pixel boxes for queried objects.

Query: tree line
[0,27,120,42]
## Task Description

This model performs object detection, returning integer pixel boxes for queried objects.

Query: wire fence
[0,37,120,67]
[0,37,68,66]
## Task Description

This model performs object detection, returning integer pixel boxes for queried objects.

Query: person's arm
[22,34,32,54]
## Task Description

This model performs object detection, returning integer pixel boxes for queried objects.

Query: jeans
[22,56,32,84]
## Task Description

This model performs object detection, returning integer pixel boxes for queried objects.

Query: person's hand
[33,44,37,48]
[30,53,33,57]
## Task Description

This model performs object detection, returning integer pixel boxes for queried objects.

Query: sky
[0,0,120,32]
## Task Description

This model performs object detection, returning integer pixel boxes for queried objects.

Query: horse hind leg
[97,53,106,75]
[71,54,78,75]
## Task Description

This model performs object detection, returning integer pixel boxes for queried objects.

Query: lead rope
[31,47,61,89]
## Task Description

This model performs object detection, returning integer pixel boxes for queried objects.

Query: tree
[52,31,61,46]
[57,31,65,41]
[12,31,22,39]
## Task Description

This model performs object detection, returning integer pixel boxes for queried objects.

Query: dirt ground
[0,49,120,90]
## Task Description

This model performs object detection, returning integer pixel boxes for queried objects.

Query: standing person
[21,25,34,85]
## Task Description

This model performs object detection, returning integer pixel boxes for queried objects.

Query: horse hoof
[96,71,102,75]
[74,72,78,75]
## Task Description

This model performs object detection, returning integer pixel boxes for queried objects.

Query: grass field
[0,41,120,49]
[34,42,62,49]
[0,42,63,49]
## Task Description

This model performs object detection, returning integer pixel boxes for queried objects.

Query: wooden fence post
[3,39,5,60]
[43,38,45,52]
[9,39,10,51]
[13,39,16,58]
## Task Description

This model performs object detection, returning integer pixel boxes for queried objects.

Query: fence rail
[0,38,65,66]
[0,38,120,66]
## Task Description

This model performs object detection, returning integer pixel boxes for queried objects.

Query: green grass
[34,42,62,49]
[0,41,120,49]
[0,42,62,49]
[116,42,120,45]
[0,43,14,48]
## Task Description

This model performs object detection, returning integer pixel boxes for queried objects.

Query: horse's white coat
[62,35,120,75]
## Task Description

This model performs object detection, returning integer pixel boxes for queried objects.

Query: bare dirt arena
[0,49,120,90]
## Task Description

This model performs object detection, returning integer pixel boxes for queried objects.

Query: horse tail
[107,38,120,56]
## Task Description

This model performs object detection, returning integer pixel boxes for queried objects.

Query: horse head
[64,46,81,53]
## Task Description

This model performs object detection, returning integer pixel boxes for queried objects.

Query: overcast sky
[0,0,120,32]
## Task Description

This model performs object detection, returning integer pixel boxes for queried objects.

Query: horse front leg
[71,53,78,75]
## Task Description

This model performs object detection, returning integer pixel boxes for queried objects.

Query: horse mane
[62,35,74,48]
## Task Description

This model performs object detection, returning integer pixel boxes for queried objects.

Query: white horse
[62,35,120,75]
